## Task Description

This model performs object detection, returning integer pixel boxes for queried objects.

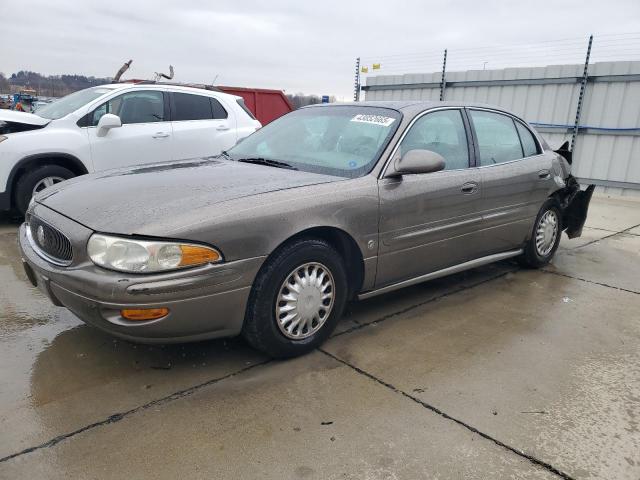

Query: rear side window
[172,93,213,121]
[469,110,523,166]
[515,121,540,157]
[236,98,256,120]
[210,98,228,119]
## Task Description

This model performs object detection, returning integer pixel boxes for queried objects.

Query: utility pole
[439,49,448,101]
[354,57,361,102]
[571,35,593,151]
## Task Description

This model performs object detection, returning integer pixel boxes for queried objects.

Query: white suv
[0,83,262,214]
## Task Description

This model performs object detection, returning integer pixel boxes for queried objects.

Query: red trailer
[216,86,293,125]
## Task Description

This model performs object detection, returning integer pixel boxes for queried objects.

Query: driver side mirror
[389,149,446,177]
[96,113,122,137]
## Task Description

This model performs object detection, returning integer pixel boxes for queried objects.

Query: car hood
[0,109,50,126]
[37,158,340,235]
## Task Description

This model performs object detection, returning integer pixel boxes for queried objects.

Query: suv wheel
[242,238,348,358]
[519,199,562,268]
[15,165,75,215]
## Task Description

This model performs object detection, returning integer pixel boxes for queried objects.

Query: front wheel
[242,238,348,358]
[15,165,75,215]
[519,199,562,268]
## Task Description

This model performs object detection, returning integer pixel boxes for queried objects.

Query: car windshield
[227,105,402,178]
[35,87,114,120]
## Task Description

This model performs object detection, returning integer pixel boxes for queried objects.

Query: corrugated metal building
[363,61,640,197]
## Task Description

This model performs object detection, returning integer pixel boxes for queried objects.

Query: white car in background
[0,83,262,214]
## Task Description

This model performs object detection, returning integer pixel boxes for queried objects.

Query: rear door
[87,90,173,171]
[376,108,484,288]
[169,92,237,160]
[467,108,553,256]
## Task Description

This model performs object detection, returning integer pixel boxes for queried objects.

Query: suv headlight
[87,234,222,273]
[0,135,8,143]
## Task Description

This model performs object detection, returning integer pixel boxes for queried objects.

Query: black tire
[519,199,563,268]
[242,238,348,358]
[14,165,75,215]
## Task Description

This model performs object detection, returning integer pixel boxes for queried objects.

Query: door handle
[216,124,230,131]
[461,182,478,194]
[538,169,551,179]
[152,132,170,139]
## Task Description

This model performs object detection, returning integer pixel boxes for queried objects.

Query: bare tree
[0,73,9,93]
[113,60,133,82]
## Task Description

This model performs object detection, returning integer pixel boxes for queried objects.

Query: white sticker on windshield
[350,114,395,127]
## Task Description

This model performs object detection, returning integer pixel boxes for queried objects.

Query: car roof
[305,100,525,120]
[98,83,241,99]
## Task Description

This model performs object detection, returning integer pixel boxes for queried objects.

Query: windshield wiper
[236,157,297,170]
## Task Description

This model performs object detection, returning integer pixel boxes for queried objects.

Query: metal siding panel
[365,61,640,191]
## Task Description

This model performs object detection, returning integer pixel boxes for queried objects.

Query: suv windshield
[35,86,114,120]
[228,106,402,178]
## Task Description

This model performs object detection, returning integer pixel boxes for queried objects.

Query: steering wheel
[352,137,377,157]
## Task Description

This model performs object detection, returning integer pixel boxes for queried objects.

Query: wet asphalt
[0,196,639,479]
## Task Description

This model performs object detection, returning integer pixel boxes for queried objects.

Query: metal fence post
[571,35,593,151]
[439,49,448,101]
[354,57,361,102]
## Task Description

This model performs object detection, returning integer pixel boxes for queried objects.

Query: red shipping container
[216,86,293,125]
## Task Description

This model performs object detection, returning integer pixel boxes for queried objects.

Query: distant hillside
[0,71,335,106]
[2,71,112,96]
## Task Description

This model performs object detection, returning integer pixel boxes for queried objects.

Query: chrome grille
[28,216,73,265]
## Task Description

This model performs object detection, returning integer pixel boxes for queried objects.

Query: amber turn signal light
[179,245,221,267]
[121,308,169,321]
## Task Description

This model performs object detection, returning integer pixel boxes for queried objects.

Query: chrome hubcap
[275,262,335,340]
[32,176,65,197]
[535,210,558,256]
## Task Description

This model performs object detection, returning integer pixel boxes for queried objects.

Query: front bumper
[19,218,266,343]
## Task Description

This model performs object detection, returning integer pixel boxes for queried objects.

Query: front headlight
[0,135,8,143]
[87,234,222,273]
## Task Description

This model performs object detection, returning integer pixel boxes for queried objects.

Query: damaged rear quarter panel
[551,153,595,239]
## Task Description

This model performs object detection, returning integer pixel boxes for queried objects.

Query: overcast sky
[2,0,639,99]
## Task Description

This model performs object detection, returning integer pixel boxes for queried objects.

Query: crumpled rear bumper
[559,176,596,239]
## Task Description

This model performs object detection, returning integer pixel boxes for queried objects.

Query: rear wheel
[519,199,562,268]
[242,238,348,358]
[15,165,75,215]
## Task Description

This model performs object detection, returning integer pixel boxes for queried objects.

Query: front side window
[399,109,469,170]
[91,91,164,126]
[228,106,402,178]
[469,110,524,166]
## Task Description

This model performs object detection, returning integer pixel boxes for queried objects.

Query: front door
[88,90,173,171]
[376,108,484,288]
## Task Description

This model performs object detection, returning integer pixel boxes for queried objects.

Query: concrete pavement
[1,195,639,479]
